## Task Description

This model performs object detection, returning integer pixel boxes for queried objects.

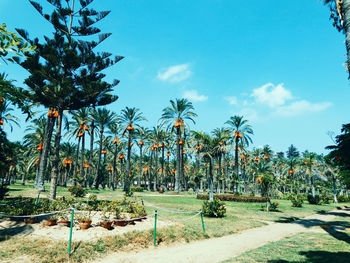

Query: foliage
[197,194,270,203]
[202,199,227,218]
[130,186,144,192]
[68,185,86,197]
[258,173,275,197]
[290,194,304,207]
[307,194,321,205]
[337,194,350,202]
[269,201,279,212]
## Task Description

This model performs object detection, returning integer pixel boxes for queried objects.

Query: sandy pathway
[91,208,350,263]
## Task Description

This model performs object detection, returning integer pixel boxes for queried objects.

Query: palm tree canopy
[225,115,253,146]
[161,98,197,129]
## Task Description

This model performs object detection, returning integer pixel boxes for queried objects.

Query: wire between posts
[157,211,202,222]
[74,210,153,222]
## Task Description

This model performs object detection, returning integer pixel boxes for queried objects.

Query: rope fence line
[157,211,202,222]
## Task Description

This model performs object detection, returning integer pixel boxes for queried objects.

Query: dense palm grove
[0,0,349,202]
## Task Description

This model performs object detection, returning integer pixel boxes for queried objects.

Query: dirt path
[90,208,350,263]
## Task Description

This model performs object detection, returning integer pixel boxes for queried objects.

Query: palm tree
[92,108,116,189]
[225,115,253,193]
[211,128,231,193]
[198,132,221,201]
[161,98,197,192]
[70,108,90,186]
[119,107,146,194]
[0,101,19,132]
[302,151,317,197]
[135,127,150,187]
[107,121,122,190]
[323,0,350,78]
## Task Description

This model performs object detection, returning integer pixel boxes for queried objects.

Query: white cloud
[183,90,208,102]
[157,64,191,83]
[251,83,293,108]
[224,96,238,105]
[275,100,332,116]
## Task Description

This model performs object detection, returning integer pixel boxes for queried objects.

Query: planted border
[197,194,270,203]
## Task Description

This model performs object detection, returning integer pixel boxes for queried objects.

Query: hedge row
[197,194,270,203]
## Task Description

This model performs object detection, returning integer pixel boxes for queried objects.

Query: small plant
[290,194,304,207]
[269,202,279,211]
[68,185,86,197]
[337,195,350,203]
[202,199,226,218]
[320,194,331,204]
[307,194,321,205]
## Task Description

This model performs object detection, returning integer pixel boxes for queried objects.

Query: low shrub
[197,194,270,203]
[290,194,304,207]
[307,194,321,205]
[337,195,350,203]
[320,193,331,204]
[68,185,86,197]
[130,187,144,192]
[269,201,279,211]
[202,199,226,217]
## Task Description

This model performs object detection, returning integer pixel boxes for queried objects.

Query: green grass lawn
[223,231,350,263]
[2,181,350,263]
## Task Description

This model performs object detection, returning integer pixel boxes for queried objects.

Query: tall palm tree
[119,107,146,194]
[135,127,150,187]
[71,108,90,186]
[92,108,116,189]
[211,128,231,193]
[323,0,350,78]
[225,115,253,193]
[302,151,317,197]
[161,98,197,192]
[107,121,122,190]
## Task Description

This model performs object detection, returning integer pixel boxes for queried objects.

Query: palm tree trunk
[153,148,158,191]
[175,127,181,193]
[74,136,81,184]
[80,131,85,186]
[112,144,118,190]
[21,170,26,185]
[88,119,95,187]
[36,115,55,191]
[148,150,153,191]
[333,175,338,203]
[161,146,165,188]
[209,160,214,201]
[138,145,143,187]
[235,137,239,193]
[93,128,103,189]
[50,109,63,200]
[125,130,132,194]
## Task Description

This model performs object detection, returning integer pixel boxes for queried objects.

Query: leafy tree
[16,0,123,197]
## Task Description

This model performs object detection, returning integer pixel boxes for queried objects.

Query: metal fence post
[200,210,206,233]
[154,210,158,246]
[68,207,75,255]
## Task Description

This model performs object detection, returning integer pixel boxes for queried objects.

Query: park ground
[1,182,350,263]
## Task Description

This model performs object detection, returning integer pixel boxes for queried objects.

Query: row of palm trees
[1,97,340,200]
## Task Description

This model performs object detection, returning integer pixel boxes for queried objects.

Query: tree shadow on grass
[268,251,350,263]
[0,221,34,242]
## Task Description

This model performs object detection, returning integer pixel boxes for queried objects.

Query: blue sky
[1,0,349,154]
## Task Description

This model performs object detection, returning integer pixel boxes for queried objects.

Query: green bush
[202,199,226,218]
[337,195,350,203]
[320,193,331,204]
[269,201,280,211]
[307,194,321,205]
[197,194,269,203]
[130,187,144,192]
[290,194,304,207]
[68,185,86,197]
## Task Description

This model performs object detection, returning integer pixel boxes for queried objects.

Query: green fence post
[68,207,75,255]
[35,191,40,205]
[200,210,206,233]
[153,210,158,246]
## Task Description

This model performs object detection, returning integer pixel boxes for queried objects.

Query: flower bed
[197,194,270,203]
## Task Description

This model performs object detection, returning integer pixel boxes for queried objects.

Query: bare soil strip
[90,209,350,263]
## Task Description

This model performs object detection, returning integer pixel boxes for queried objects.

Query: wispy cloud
[183,90,208,102]
[251,83,293,108]
[157,64,191,83]
[224,96,238,105]
[275,100,332,116]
